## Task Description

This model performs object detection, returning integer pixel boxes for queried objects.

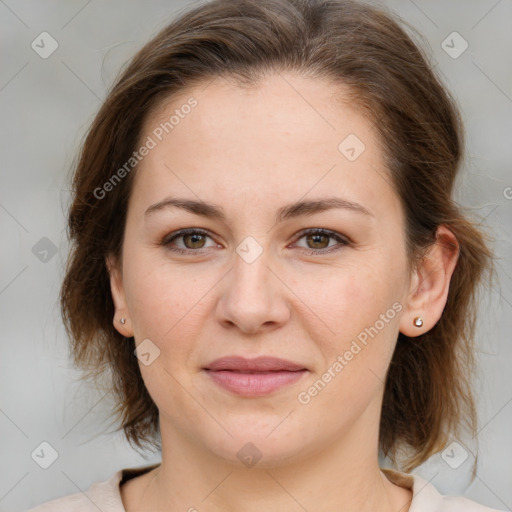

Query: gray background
[0,1,511,511]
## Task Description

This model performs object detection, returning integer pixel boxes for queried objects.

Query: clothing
[26,464,505,511]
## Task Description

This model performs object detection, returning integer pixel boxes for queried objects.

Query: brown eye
[163,229,217,253]
[182,233,207,249]
[305,233,330,249]
[293,229,349,255]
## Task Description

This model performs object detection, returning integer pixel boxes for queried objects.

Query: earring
[413,316,423,328]
[120,318,126,325]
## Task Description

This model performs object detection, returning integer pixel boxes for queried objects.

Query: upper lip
[204,356,306,372]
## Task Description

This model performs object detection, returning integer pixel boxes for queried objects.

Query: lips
[203,356,307,396]
[204,356,306,372]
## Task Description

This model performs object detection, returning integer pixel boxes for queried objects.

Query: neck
[142,413,412,512]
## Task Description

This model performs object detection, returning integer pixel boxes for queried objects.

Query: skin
[107,71,459,512]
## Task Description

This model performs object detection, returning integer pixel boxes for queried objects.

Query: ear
[106,254,134,337]
[399,225,459,337]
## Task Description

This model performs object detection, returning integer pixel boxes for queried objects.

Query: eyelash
[161,228,350,256]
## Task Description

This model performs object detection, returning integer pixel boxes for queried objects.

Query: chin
[202,425,314,469]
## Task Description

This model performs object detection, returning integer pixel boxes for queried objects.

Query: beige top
[26,464,505,511]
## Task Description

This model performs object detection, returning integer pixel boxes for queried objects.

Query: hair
[60,0,494,473]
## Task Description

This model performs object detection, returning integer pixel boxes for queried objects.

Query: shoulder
[25,470,123,512]
[25,491,99,512]
[438,495,506,512]
[381,468,506,512]
[25,464,159,512]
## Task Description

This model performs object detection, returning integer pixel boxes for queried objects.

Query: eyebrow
[144,196,374,223]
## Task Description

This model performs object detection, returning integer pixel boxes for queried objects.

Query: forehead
[132,72,397,218]
[143,72,358,150]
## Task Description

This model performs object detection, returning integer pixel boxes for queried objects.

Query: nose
[215,246,291,334]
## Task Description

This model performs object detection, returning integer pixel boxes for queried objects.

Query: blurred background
[0,1,511,510]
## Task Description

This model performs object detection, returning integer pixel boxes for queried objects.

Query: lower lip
[204,369,307,396]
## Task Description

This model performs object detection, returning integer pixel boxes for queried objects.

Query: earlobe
[105,254,134,337]
[399,225,459,337]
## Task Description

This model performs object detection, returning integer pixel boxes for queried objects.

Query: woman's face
[110,72,415,467]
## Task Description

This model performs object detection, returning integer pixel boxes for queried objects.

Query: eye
[161,227,349,256]
[292,228,349,255]
[162,228,219,254]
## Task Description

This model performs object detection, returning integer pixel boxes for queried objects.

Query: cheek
[123,260,209,412]
[123,256,218,383]
[125,257,201,335]
[305,259,405,398]
[302,261,402,341]
[296,271,402,419]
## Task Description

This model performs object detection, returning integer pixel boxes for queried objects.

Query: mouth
[203,356,308,396]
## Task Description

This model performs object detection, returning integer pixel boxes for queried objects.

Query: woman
[28,0,503,510]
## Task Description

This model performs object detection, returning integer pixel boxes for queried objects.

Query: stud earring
[120,318,126,325]
[413,316,423,328]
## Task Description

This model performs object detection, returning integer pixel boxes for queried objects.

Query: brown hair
[60,0,494,472]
